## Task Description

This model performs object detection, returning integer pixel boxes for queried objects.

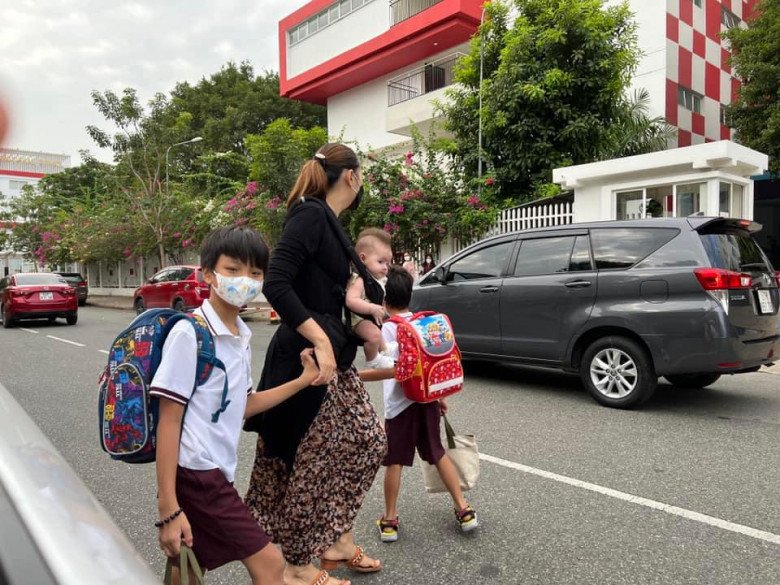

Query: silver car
[0,382,159,584]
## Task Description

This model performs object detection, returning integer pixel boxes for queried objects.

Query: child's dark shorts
[383,402,445,467]
[175,466,271,571]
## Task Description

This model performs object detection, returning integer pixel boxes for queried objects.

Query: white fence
[452,200,574,254]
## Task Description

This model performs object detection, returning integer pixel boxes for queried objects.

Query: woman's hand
[439,398,449,415]
[299,348,320,385]
[369,303,386,327]
[159,511,193,558]
[312,338,336,386]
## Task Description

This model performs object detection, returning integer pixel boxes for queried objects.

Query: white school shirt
[150,299,253,482]
[381,312,415,419]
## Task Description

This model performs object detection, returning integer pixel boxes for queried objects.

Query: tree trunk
[158,243,166,268]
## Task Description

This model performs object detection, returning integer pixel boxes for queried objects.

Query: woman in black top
[244,143,386,585]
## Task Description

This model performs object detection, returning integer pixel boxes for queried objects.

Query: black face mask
[349,184,364,212]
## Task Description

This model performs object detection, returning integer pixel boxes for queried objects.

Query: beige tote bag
[421,415,480,493]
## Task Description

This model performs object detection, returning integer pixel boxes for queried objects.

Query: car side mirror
[435,266,448,284]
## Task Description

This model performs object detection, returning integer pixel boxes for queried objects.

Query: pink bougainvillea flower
[388,203,405,214]
[404,151,414,166]
[485,177,495,187]
[245,181,258,195]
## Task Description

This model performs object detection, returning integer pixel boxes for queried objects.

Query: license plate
[39,292,53,301]
[757,289,774,314]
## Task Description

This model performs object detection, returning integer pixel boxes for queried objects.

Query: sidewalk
[86,296,273,322]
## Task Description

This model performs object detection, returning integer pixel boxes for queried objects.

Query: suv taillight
[695,268,752,313]
[775,272,780,288]
[694,268,752,290]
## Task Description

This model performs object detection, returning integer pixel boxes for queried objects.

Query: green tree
[221,120,327,245]
[169,62,326,158]
[86,88,204,266]
[348,134,500,256]
[443,0,657,203]
[724,0,780,175]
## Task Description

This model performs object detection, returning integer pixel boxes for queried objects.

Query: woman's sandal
[320,545,381,574]
[307,570,348,585]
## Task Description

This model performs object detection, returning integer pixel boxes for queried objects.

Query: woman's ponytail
[286,143,360,209]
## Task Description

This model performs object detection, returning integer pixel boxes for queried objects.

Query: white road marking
[19,328,39,334]
[480,452,780,546]
[98,350,110,355]
[45,335,85,348]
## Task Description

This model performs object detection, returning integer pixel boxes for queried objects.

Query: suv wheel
[1,304,13,329]
[134,298,146,315]
[581,336,656,408]
[172,298,186,312]
[665,373,721,389]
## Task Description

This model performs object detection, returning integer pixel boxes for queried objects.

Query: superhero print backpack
[98,308,226,464]
[390,311,464,403]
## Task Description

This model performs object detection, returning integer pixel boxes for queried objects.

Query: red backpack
[389,312,464,403]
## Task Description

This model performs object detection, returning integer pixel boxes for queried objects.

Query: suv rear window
[699,233,773,273]
[591,228,679,270]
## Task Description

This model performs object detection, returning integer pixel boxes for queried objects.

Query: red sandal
[320,545,381,574]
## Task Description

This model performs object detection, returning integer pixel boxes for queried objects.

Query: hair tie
[313,152,326,166]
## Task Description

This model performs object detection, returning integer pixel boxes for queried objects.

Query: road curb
[84,298,275,323]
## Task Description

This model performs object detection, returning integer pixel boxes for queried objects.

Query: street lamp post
[477,5,487,188]
[165,137,203,193]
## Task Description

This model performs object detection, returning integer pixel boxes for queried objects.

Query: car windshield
[59,275,83,284]
[15,274,67,286]
[699,233,773,274]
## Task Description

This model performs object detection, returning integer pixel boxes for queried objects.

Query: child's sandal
[376,516,400,542]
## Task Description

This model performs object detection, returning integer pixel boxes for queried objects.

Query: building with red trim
[279,0,759,151]
[1,148,71,275]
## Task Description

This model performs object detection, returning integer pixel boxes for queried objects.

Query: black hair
[199,226,269,273]
[384,265,413,310]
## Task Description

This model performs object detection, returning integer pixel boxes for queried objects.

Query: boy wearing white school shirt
[151,226,319,585]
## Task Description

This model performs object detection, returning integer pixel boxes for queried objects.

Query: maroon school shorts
[175,466,271,571]
[383,401,445,467]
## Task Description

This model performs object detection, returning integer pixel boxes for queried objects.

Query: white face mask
[212,272,262,308]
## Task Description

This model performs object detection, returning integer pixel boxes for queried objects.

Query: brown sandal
[307,570,348,585]
[320,545,381,574]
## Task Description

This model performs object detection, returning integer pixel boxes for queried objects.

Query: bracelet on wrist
[154,508,183,528]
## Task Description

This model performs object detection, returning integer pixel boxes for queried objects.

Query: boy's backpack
[389,311,464,403]
[98,308,227,464]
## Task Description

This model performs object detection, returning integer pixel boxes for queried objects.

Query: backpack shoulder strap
[162,313,231,423]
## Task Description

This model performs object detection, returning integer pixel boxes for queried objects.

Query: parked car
[0,382,159,584]
[54,272,88,306]
[0,273,79,327]
[133,265,210,314]
[413,217,780,408]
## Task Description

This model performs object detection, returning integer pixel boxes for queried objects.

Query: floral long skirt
[244,367,387,566]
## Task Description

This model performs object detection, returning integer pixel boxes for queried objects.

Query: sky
[0,0,310,165]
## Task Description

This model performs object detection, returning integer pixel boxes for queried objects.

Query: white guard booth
[552,141,769,223]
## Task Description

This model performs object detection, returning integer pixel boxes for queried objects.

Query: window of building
[676,182,705,216]
[721,7,740,29]
[616,191,644,220]
[678,87,703,113]
[447,241,514,281]
[8,180,29,192]
[693,0,702,7]
[591,229,679,270]
[288,0,374,46]
[615,186,673,220]
[719,182,745,218]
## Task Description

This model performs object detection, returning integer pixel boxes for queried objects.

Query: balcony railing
[389,0,444,26]
[387,53,462,106]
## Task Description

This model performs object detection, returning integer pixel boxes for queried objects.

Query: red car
[0,273,79,327]
[133,265,210,314]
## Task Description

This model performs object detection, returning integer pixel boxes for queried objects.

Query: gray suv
[413,217,779,408]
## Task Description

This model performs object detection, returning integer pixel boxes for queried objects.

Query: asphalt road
[1,306,778,584]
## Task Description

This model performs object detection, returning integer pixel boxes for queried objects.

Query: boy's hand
[369,303,386,326]
[159,511,193,558]
[439,398,448,415]
[300,348,320,385]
